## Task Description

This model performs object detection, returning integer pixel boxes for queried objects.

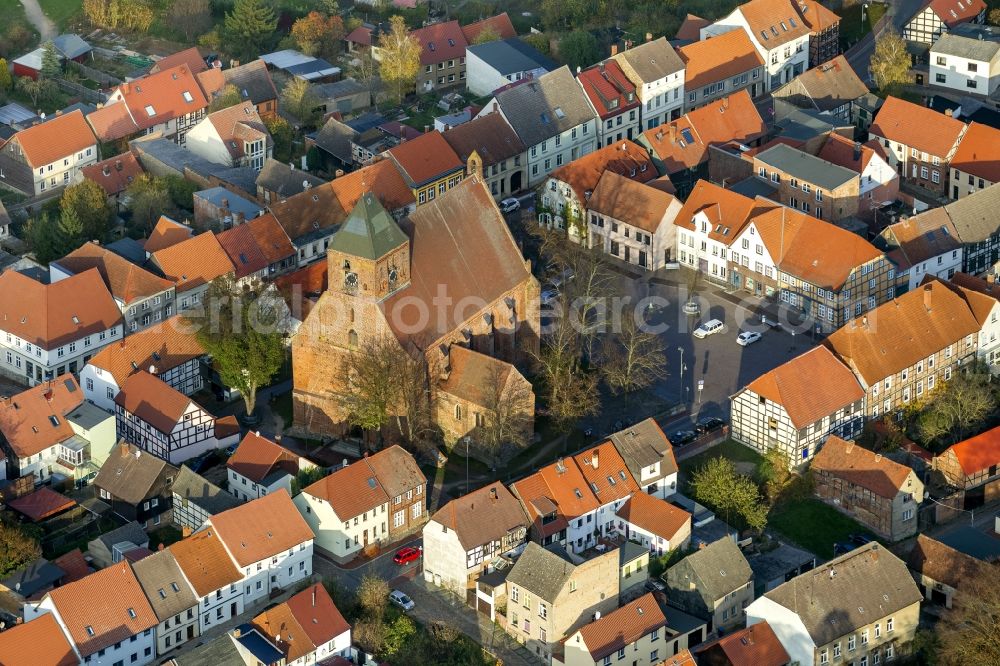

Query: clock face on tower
[345,272,358,288]
[388,267,398,284]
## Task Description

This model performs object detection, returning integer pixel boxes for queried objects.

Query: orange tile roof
[114,370,193,433]
[81,151,144,197]
[0,268,122,348]
[227,431,299,484]
[675,179,763,244]
[209,490,313,567]
[86,315,203,386]
[663,651,697,666]
[812,435,916,498]
[216,222,268,279]
[951,122,1000,183]
[824,278,982,384]
[205,102,269,162]
[274,261,327,320]
[739,0,812,46]
[942,424,1000,475]
[54,242,173,305]
[151,231,235,292]
[108,64,209,132]
[52,548,90,583]
[695,621,790,666]
[643,90,766,173]
[615,492,691,542]
[587,171,680,234]
[85,102,139,142]
[679,30,764,90]
[144,215,193,253]
[817,133,888,174]
[304,456,390,519]
[880,209,960,271]
[549,139,655,204]
[749,204,884,290]
[675,14,711,41]
[386,130,463,188]
[747,345,864,428]
[512,455,600,536]
[150,47,207,75]
[573,441,640,504]
[247,214,295,265]
[14,110,96,168]
[329,160,416,213]
[929,0,986,26]
[800,0,841,31]
[253,583,350,663]
[251,598,312,662]
[169,528,242,597]
[577,593,668,661]
[461,12,516,42]
[0,611,77,666]
[0,375,82,458]
[46,561,157,657]
[870,96,967,159]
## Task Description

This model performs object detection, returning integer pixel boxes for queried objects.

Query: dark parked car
[833,542,856,556]
[695,417,726,435]
[849,533,874,545]
[671,430,698,446]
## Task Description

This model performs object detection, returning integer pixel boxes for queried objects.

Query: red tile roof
[412,20,468,65]
[108,64,209,132]
[114,370,193,433]
[8,487,76,521]
[150,231,235,293]
[577,593,668,661]
[0,612,77,666]
[870,96,967,159]
[549,139,655,204]
[386,130,464,188]
[738,0,812,46]
[0,375,83,458]
[675,179,762,244]
[274,583,351,660]
[54,242,174,305]
[512,454,600,538]
[675,14,711,41]
[812,436,917,499]
[86,315,204,387]
[461,12,516,43]
[14,110,96,168]
[329,160,416,213]
[643,90,766,173]
[227,431,299,484]
[942,424,1000,476]
[52,548,90,583]
[616,491,691,542]
[577,61,640,120]
[928,0,986,26]
[817,133,888,174]
[695,621,790,666]
[572,442,640,504]
[81,151,144,197]
[150,47,207,75]
[951,122,1000,183]
[46,561,157,657]
[679,30,764,91]
[208,490,313,567]
[144,216,193,253]
[85,102,139,142]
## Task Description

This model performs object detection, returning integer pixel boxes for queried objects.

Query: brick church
[292,177,540,449]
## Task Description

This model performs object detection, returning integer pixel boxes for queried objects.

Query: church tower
[326,194,411,301]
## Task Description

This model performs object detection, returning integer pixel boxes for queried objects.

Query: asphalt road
[846,0,929,80]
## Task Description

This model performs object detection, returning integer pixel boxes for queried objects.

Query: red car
[393,547,421,565]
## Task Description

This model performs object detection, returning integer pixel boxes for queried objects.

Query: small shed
[12,48,47,81]
[52,34,92,63]
[7,487,77,522]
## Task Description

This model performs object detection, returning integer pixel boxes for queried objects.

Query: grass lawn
[678,439,766,482]
[769,499,876,559]
[38,0,82,29]
[838,2,888,50]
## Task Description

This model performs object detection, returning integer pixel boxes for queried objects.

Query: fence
[67,59,121,87]
[55,78,108,105]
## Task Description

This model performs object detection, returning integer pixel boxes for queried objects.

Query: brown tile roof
[362,445,426,500]
[0,611,77,666]
[274,261,327,319]
[8,486,76,521]
[643,90,766,173]
[817,133,888,174]
[0,376,83,458]
[14,110,96,168]
[512,455,600,537]
[679,30,764,90]
[941,424,1000,476]
[438,345,519,406]
[150,47,207,75]
[216,222,268,278]
[800,0,841,31]
[54,242,173,305]
[812,436,916,498]
[738,0,812,46]
[46,561,157,657]
[253,583,350,662]
[0,268,122,349]
[441,112,525,166]
[386,130,464,188]
[951,122,1000,183]
[81,151,144,197]
[879,209,960,271]
[227,431,299,484]
[430,482,528,550]
[110,65,209,132]
[615,492,691,542]
[461,12,516,43]
[205,102,270,161]
[247,214,295,264]
[577,61,640,119]
[411,20,468,66]
[906,533,987,589]
[949,271,1000,299]
[577,592,668,661]
[695,621,790,666]
[329,160,416,213]
[269,182,348,243]
[151,231,235,292]
[52,548,90,583]
[85,315,204,387]
[674,179,762,244]
[749,204,884,290]
[824,278,982,384]
[304,456,390,519]
[869,96,967,159]
[215,414,240,439]
[929,0,986,26]
[86,102,139,142]
[144,216,193,253]
[747,346,864,428]
[251,596,312,662]
[549,140,655,204]
[114,370,194,433]
[169,528,242,597]
[782,56,868,112]
[587,171,680,234]
[573,441,640,504]
[675,14,711,41]
[208,490,313,567]
[94,442,176,505]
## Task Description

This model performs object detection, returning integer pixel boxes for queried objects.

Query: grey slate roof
[492,66,598,147]
[944,182,1000,242]
[932,32,1000,62]
[130,549,198,622]
[171,634,244,666]
[611,37,685,82]
[131,138,259,199]
[762,543,922,647]
[328,193,409,260]
[667,537,752,602]
[256,158,325,198]
[608,418,677,480]
[312,117,358,163]
[505,542,576,603]
[94,447,176,505]
[105,238,148,266]
[776,108,844,141]
[1,558,63,597]
[52,34,91,59]
[223,60,278,106]
[756,143,857,190]
[467,37,557,76]
[98,521,148,550]
[171,465,241,516]
[774,55,868,113]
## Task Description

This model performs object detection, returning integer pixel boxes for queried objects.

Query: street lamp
[677,347,685,403]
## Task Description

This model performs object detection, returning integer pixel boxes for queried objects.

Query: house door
[187,626,194,640]
[363,529,369,546]
[916,73,924,86]
[230,602,237,616]
[510,170,522,193]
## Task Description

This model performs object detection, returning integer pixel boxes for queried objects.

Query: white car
[500,197,520,214]
[540,289,559,306]
[736,331,762,346]
[549,268,575,289]
[692,319,724,338]
[389,590,415,611]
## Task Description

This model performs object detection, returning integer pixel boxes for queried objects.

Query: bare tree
[916,362,997,449]
[937,565,1000,665]
[356,573,390,617]
[600,314,667,397]
[349,49,382,109]
[478,361,534,463]
[532,304,599,433]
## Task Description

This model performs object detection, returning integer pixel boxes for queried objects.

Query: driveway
[19,0,56,40]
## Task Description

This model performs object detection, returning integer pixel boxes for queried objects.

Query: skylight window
[789,17,798,27]
[780,21,788,30]
[71,315,79,324]
[607,475,617,486]
[171,582,179,592]
[144,105,156,117]
[761,30,770,40]
[448,38,455,46]
[771,26,779,36]
[182,91,194,103]
[681,128,695,143]
[554,107,566,119]
[429,42,436,51]
[158,589,166,599]
[127,607,137,619]
[48,416,59,427]
[85,626,95,636]
[574,488,583,499]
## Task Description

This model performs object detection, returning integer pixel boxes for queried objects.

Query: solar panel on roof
[681,128,694,143]
[64,379,76,392]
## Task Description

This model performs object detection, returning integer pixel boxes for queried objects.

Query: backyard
[838,1,888,51]
[768,499,876,559]
[38,0,83,30]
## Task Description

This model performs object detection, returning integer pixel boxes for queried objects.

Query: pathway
[19,0,56,41]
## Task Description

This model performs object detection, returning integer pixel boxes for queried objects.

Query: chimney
[591,450,599,469]
[493,101,498,113]
[924,283,933,311]
[610,44,619,56]
[335,169,345,178]
[157,543,164,551]
[853,142,861,162]
[490,487,498,502]
[120,442,130,455]
[862,315,868,328]
[424,125,430,133]
[312,586,316,607]
[235,211,245,225]
[182,525,193,537]
[669,124,677,142]
[698,541,707,549]
[645,32,653,42]
[747,626,755,644]
[722,96,730,110]
[221,198,229,210]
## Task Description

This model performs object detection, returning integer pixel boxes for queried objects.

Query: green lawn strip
[678,439,765,485]
[768,498,876,559]
[38,0,83,30]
